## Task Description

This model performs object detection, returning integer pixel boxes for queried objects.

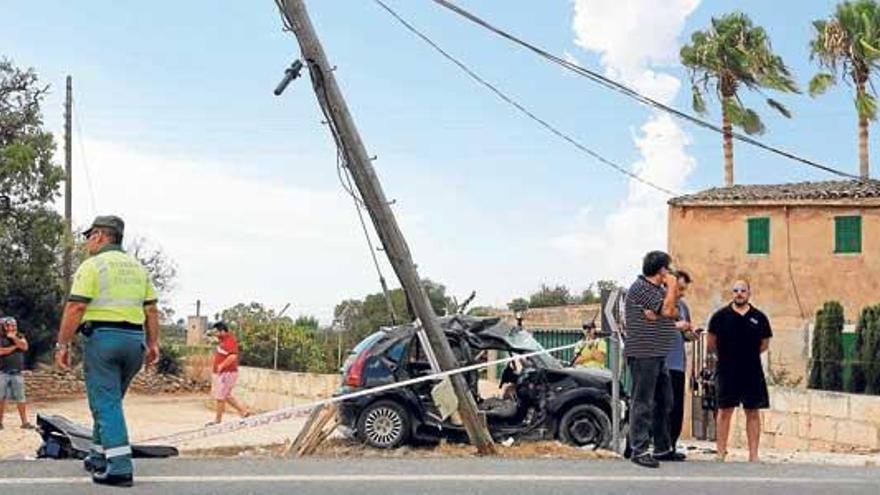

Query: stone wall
[23,369,86,402]
[22,367,209,403]
[490,304,602,329]
[232,366,341,412]
[726,386,880,452]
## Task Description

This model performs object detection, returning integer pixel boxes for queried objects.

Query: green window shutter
[747,217,770,254]
[835,216,862,254]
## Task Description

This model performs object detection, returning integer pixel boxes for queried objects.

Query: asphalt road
[2,458,879,495]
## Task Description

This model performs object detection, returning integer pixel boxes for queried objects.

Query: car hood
[548,367,613,390]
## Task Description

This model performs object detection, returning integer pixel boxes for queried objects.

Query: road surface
[2,457,879,494]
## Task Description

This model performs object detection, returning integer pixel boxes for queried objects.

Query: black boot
[655,450,687,462]
[83,459,99,473]
[92,471,134,488]
[631,453,660,468]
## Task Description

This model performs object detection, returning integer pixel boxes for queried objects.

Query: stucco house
[667,179,880,381]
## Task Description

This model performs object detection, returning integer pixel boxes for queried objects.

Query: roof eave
[669,198,880,207]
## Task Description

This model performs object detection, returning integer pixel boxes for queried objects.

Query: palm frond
[809,72,836,96]
[724,98,765,135]
[856,91,878,120]
[766,98,792,118]
[691,87,707,114]
[742,108,766,135]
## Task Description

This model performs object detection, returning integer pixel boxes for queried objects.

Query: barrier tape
[142,340,586,446]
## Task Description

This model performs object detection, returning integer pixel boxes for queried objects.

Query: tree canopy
[0,58,66,363]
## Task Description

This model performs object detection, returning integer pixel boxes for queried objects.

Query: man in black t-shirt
[0,317,33,429]
[708,280,772,463]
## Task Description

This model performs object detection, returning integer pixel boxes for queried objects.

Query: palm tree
[809,0,880,179]
[681,12,799,187]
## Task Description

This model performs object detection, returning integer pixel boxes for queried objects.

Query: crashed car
[336,315,625,449]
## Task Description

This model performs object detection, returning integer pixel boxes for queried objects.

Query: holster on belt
[76,321,95,337]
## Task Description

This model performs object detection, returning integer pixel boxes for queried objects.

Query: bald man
[707,280,772,462]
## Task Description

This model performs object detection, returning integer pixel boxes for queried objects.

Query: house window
[835,215,862,254]
[747,217,770,254]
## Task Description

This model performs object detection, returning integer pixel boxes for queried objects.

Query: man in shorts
[0,317,34,430]
[208,321,249,425]
[708,279,772,462]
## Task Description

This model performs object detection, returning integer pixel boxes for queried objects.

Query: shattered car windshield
[506,330,561,369]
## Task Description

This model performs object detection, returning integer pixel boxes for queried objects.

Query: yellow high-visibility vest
[69,245,157,324]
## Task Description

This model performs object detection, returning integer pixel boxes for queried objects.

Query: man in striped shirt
[624,251,680,468]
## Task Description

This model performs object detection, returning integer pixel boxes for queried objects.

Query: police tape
[142,340,587,446]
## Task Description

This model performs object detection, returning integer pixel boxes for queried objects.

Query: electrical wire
[72,98,98,216]
[302,55,399,321]
[371,0,679,196]
[426,0,861,181]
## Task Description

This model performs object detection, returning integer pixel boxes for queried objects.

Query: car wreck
[336,315,626,449]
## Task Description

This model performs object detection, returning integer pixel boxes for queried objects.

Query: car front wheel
[357,400,411,449]
[558,403,612,449]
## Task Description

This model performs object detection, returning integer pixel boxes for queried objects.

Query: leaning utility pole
[276,0,495,454]
[63,76,73,293]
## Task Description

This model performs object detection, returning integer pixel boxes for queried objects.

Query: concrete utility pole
[276,0,496,454]
[63,76,73,293]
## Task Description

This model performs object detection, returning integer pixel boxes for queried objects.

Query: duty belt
[77,321,143,336]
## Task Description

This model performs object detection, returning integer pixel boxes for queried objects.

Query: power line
[72,98,98,217]
[427,0,860,180]
[306,58,398,321]
[370,0,679,196]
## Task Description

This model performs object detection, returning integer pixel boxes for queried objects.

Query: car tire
[558,403,612,449]
[357,400,411,449]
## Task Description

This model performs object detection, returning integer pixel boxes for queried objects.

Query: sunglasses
[732,288,749,294]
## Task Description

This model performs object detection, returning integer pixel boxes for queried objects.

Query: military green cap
[83,215,125,240]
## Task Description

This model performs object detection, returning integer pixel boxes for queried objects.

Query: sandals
[20,423,35,430]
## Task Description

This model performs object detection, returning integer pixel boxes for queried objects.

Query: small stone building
[668,180,880,381]
[186,315,208,346]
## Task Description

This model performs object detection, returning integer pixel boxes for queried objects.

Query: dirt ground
[0,393,313,459]
[3,392,880,468]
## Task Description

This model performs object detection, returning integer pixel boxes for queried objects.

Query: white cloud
[66,139,388,323]
[572,0,700,101]
[551,0,700,282]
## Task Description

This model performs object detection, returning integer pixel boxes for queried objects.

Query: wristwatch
[55,342,70,351]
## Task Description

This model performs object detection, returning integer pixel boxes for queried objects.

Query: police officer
[55,215,159,487]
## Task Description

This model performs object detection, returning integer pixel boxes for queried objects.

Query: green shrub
[808,308,824,390]
[850,306,871,393]
[820,301,844,391]
[156,343,183,376]
[809,301,844,392]
[863,305,880,395]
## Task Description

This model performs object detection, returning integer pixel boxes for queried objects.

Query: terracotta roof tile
[668,180,880,205]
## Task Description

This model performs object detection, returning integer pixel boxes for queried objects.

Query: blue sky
[2,1,868,322]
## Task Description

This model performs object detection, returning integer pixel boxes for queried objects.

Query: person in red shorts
[207,321,250,425]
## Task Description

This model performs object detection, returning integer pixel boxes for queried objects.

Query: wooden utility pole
[276,0,495,454]
[63,75,73,293]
